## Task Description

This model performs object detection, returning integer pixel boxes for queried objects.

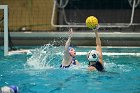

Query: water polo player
[87,29,104,71]
[60,28,79,68]
[86,16,104,71]
[0,85,19,93]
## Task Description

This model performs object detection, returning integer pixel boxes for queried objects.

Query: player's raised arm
[86,16,104,72]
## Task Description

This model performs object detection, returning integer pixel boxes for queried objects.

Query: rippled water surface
[0,46,140,93]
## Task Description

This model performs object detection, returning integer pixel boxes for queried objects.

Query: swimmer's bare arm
[75,60,80,65]
[62,28,73,64]
[95,28,103,65]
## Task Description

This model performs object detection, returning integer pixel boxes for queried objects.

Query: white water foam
[104,62,132,72]
[26,44,62,69]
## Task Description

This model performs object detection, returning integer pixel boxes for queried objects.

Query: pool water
[0,45,140,93]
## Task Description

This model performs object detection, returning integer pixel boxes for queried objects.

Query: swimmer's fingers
[93,25,99,31]
[69,28,73,33]
[68,28,73,37]
[96,25,99,30]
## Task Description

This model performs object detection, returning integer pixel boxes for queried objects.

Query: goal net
[51,0,140,28]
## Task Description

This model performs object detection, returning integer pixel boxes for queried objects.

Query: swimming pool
[0,45,140,93]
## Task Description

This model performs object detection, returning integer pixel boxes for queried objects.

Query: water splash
[26,44,63,69]
[104,62,132,73]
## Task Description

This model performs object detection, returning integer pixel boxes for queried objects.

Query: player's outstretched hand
[68,28,73,38]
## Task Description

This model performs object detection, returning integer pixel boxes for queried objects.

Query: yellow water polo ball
[86,16,98,29]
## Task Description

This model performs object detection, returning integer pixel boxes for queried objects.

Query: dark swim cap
[9,85,19,93]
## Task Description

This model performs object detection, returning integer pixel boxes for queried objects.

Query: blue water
[0,45,140,93]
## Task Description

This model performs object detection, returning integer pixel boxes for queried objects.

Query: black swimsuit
[89,61,104,71]
[60,57,76,68]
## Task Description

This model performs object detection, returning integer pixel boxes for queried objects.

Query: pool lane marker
[8,50,140,56]
[56,52,140,56]
[76,52,140,56]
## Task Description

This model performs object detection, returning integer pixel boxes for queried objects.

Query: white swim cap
[1,86,13,93]
[87,50,99,62]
